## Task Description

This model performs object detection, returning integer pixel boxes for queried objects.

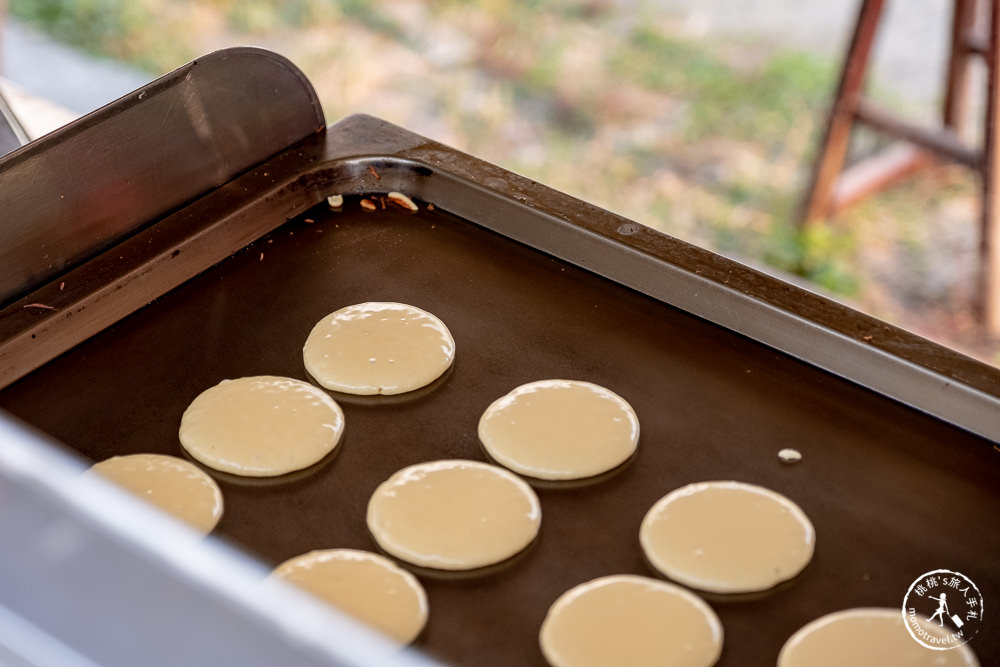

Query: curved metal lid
[0,47,325,306]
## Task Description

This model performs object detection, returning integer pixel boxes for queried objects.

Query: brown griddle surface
[1,198,997,665]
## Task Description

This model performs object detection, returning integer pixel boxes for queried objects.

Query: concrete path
[1,17,149,141]
[2,18,148,116]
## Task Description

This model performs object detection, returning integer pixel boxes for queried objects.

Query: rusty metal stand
[800,0,1000,335]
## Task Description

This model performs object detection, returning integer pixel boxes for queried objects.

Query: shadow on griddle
[304,362,455,408]
[639,549,815,605]
[478,446,638,491]
[365,530,540,582]
[178,431,345,488]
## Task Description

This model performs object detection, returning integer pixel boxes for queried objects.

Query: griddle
[0,48,997,666]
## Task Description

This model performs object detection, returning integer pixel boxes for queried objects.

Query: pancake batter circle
[366,459,541,570]
[86,453,223,536]
[179,375,344,477]
[303,302,455,395]
[270,549,428,645]
[539,574,723,667]
[777,608,979,667]
[640,481,815,593]
[478,379,639,480]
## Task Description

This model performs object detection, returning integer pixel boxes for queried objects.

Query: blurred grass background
[8,0,994,362]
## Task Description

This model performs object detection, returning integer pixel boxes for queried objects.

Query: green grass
[614,26,834,144]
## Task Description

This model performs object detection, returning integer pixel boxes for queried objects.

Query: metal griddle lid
[0,46,325,307]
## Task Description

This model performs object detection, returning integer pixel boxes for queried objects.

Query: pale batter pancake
[366,460,541,570]
[640,481,814,593]
[270,549,428,645]
[303,302,455,395]
[478,379,639,480]
[778,608,979,667]
[86,453,223,535]
[539,574,723,667]
[179,376,344,477]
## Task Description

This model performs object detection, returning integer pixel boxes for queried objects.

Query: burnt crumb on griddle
[368,165,381,180]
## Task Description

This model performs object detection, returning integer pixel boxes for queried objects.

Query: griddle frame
[2,110,998,443]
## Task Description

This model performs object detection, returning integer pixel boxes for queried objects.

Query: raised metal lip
[0,46,326,307]
[1,109,997,443]
[279,115,1000,444]
[0,46,325,168]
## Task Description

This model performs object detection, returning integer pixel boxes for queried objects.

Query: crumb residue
[778,448,802,464]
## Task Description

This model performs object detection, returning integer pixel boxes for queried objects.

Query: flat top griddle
[0,49,997,666]
[2,193,997,665]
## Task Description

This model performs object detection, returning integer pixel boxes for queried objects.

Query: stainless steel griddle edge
[4,108,997,442]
